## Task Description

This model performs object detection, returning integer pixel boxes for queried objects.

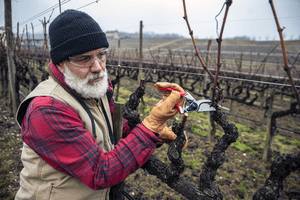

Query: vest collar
[50,61,70,90]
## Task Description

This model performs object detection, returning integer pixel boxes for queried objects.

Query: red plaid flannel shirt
[20,63,159,189]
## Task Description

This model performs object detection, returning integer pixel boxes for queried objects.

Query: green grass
[116,84,299,163]
[116,97,127,103]
[232,140,255,153]
[142,106,152,115]
[182,152,191,158]
[191,126,207,137]
[291,139,300,146]
[184,105,299,157]
[186,160,200,168]
[238,182,247,193]
[119,87,133,97]
[259,174,264,178]
[252,171,258,179]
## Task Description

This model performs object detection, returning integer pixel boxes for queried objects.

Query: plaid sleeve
[21,96,159,189]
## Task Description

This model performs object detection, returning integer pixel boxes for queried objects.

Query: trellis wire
[120,85,300,135]
[109,60,300,82]
[107,64,300,88]
[114,47,300,58]
[119,84,300,135]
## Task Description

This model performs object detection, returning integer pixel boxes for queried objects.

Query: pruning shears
[178,92,216,114]
[157,87,216,114]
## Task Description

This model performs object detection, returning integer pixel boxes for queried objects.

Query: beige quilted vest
[15,77,114,200]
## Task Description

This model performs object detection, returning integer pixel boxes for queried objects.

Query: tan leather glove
[159,126,188,150]
[155,82,185,107]
[159,126,177,143]
[142,90,183,133]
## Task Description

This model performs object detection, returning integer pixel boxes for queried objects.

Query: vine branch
[182,0,215,82]
[211,0,232,106]
[269,0,300,109]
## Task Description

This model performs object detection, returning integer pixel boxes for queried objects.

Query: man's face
[58,48,107,82]
[57,48,109,99]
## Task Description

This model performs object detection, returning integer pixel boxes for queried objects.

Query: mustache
[87,71,106,82]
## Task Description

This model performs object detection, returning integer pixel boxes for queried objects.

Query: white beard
[63,63,108,99]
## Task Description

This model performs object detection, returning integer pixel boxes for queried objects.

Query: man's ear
[57,62,65,73]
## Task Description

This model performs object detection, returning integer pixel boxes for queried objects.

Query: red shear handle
[157,87,186,113]
[175,104,184,114]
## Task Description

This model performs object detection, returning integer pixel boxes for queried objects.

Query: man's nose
[90,58,103,73]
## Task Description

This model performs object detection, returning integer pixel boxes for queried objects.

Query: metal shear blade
[179,93,216,114]
[195,100,216,112]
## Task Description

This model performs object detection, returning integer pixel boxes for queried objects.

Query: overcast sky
[1,0,300,41]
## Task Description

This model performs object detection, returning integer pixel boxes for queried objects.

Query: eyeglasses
[68,49,108,67]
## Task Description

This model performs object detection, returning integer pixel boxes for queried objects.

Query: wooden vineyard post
[238,53,243,73]
[42,17,47,65]
[201,39,212,94]
[259,89,265,107]
[260,86,268,121]
[113,102,125,143]
[172,62,176,83]
[205,40,212,67]
[229,80,236,113]
[138,21,145,107]
[115,39,121,102]
[5,0,17,120]
[26,24,30,63]
[31,23,37,73]
[262,88,276,162]
[201,68,208,94]
[229,98,234,113]
[59,0,62,13]
[138,20,143,84]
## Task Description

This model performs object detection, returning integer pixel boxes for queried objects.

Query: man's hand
[142,90,182,133]
[159,126,188,150]
[155,82,185,95]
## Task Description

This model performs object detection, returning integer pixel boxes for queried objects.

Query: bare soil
[119,81,300,200]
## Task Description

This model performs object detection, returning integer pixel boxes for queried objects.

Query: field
[107,38,300,81]
[1,82,299,199]
[114,76,300,200]
[0,38,300,199]
[108,38,300,65]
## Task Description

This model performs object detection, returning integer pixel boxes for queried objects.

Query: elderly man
[15,9,185,200]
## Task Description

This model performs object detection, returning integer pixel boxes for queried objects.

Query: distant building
[0,27,6,46]
[106,30,119,40]
[0,27,5,35]
[0,27,5,40]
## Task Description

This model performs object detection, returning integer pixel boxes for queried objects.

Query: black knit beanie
[49,9,109,65]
